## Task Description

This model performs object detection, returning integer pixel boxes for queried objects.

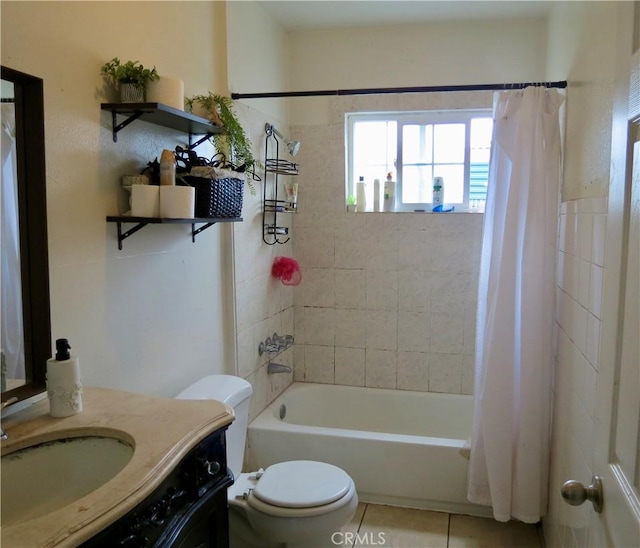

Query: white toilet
[176,375,358,548]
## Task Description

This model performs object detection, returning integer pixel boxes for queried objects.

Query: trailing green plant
[100,57,158,90]
[186,92,260,194]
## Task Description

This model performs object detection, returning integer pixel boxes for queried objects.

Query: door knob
[561,475,603,512]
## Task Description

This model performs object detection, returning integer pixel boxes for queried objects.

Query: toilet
[175,375,358,548]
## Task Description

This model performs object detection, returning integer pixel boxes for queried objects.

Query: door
[592,3,640,546]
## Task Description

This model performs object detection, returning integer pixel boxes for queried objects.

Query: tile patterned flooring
[338,503,543,548]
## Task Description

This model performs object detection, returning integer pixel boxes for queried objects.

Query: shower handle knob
[561,475,603,512]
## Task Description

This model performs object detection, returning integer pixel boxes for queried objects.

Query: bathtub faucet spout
[267,362,292,375]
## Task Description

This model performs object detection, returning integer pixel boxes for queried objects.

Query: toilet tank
[175,375,253,478]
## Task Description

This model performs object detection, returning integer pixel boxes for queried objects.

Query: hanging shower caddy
[262,123,299,245]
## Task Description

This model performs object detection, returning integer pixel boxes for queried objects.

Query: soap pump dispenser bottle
[47,338,83,417]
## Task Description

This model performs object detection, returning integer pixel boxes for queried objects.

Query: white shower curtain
[467,86,563,523]
[1,102,25,381]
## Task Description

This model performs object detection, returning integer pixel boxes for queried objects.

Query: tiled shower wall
[233,103,295,421]
[291,92,493,394]
[545,196,607,547]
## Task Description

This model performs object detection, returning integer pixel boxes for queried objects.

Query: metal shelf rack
[262,125,299,245]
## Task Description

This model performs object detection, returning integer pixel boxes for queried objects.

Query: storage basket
[182,175,244,218]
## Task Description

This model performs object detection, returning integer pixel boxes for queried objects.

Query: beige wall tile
[398,311,431,352]
[304,307,336,346]
[397,351,430,391]
[429,353,463,394]
[365,349,397,388]
[305,344,335,383]
[366,270,399,310]
[365,311,398,351]
[335,309,367,348]
[335,269,367,309]
[335,347,366,386]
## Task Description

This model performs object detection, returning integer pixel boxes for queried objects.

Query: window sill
[346,209,485,214]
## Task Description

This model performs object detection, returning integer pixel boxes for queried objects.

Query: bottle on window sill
[383,173,395,212]
[373,178,381,212]
[356,176,367,212]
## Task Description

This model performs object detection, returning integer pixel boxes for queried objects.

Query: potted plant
[346,195,357,213]
[185,93,259,190]
[100,57,159,102]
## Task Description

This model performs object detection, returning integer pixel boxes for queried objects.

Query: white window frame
[346,109,492,212]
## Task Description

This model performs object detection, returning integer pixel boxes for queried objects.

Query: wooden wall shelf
[101,102,223,146]
[106,216,242,250]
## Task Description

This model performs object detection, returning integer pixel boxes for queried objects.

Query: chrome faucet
[258,333,295,375]
[258,337,280,355]
[258,333,295,356]
[272,333,294,348]
[1,397,19,440]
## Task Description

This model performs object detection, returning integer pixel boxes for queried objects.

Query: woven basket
[182,176,244,218]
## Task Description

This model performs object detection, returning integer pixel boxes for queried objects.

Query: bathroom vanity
[0,387,234,547]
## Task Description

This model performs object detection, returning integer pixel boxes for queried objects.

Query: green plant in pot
[185,92,259,194]
[100,57,159,102]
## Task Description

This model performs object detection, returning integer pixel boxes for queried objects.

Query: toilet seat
[248,479,356,518]
[252,461,351,508]
[233,461,355,519]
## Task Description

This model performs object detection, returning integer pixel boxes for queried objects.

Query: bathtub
[247,382,491,517]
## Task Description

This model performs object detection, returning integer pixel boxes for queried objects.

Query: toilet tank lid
[175,375,253,407]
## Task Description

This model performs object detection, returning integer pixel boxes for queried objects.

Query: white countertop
[0,387,234,547]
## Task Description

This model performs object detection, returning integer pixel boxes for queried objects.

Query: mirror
[1,66,50,404]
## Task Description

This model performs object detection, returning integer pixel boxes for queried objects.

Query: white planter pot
[120,83,144,103]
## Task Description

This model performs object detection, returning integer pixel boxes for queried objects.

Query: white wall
[546,2,617,201]
[543,2,618,547]
[226,1,290,126]
[288,17,547,126]
[1,0,298,417]
[1,1,233,397]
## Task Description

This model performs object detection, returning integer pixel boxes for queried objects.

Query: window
[346,110,493,212]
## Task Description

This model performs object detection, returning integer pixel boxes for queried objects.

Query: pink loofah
[272,256,302,286]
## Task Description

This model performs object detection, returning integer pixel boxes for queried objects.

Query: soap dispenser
[47,338,83,417]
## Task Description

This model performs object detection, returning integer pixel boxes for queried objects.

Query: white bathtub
[247,382,491,517]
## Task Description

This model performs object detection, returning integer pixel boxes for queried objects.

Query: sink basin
[1,434,134,526]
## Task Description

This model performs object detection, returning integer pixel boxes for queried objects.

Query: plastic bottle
[383,173,396,212]
[160,149,176,186]
[373,178,381,212]
[356,176,367,212]
[432,176,444,209]
[47,338,83,417]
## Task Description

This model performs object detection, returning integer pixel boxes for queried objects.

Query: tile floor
[337,503,543,548]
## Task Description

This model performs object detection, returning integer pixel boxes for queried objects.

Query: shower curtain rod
[231,80,567,100]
